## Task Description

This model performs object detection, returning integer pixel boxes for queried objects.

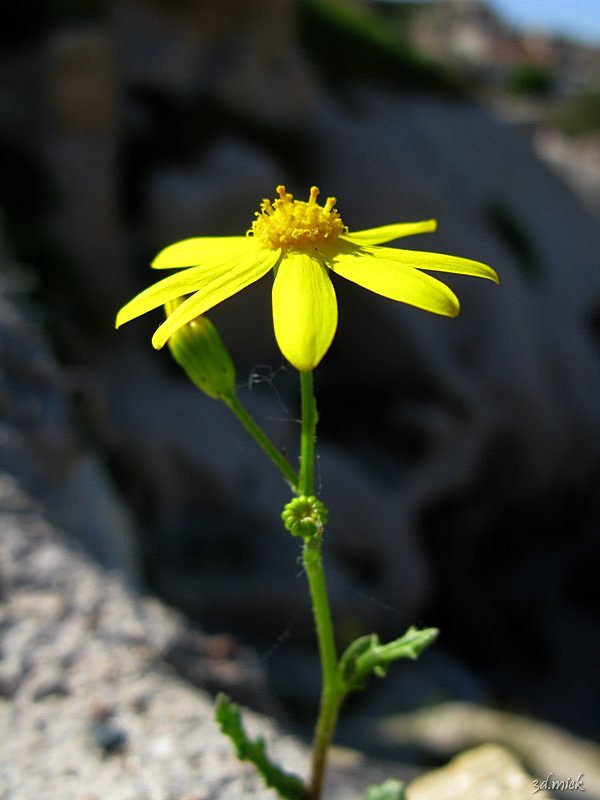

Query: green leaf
[340,626,438,693]
[338,634,374,685]
[215,694,309,800]
[364,778,407,800]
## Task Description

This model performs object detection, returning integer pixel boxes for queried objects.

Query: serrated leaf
[215,694,309,800]
[344,626,438,692]
[339,634,376,683]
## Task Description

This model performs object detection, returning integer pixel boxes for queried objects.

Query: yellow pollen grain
[249,185,346,252]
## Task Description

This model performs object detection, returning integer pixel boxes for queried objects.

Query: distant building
[370,0,600,94]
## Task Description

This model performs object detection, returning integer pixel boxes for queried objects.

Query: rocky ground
[0,472,303,800]
[0,472,562,800]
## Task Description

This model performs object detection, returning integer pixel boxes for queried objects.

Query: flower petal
[329,250,460,317]
[116,263,227,329]
[152,236,259,269]
[361,245,499,282]
[152,247,280,348]
[272,253,337,372]
[342,219,437,246]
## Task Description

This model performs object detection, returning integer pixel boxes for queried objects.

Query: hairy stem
[303,540,342,799]
[299,370,316,495]
[299,370,341,799]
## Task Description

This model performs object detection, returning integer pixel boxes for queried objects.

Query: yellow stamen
[250,185,346,252]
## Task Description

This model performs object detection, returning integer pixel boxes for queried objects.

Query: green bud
[282,495,328,540]
[165,300,236,400]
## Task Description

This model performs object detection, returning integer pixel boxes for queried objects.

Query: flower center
[249,185,346,252]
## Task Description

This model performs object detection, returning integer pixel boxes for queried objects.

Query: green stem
[303,540,342,800]
[299,370,316,495]
[298,370,341,799]
[224,395,299,490]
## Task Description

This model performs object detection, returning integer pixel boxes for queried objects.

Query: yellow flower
[116,185,498,372]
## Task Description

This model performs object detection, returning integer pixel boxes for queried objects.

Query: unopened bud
[165,300,236,400]
[282,495,328,540]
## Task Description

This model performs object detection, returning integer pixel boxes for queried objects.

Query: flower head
[116,185,498,371]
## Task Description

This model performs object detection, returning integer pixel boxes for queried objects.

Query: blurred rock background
[1,0,599,792]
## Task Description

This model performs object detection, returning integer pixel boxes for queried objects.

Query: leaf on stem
[364,778,407,799]
[215,693,310,800]
[339,626,439,693]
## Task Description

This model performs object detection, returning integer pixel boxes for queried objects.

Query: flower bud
[165,300,236,401]
[282,495,328,540]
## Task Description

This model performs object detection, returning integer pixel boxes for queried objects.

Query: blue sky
[489,0,600,44]
[379,0,600,44]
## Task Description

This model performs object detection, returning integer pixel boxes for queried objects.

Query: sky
[379,0,600,44]
[488,0,600,44]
